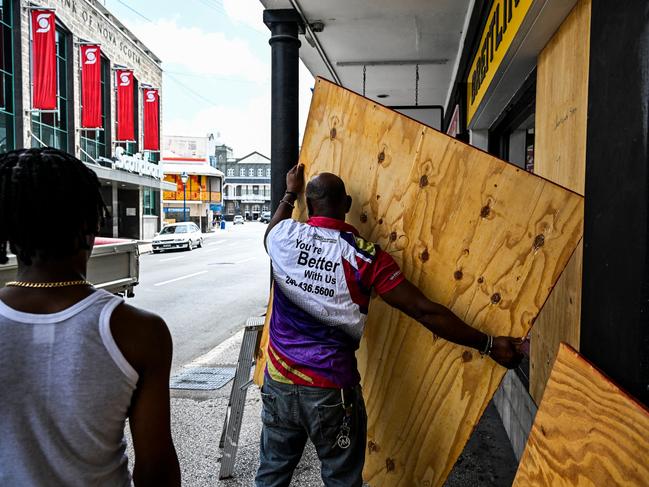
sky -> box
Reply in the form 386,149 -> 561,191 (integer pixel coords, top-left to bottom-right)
102,0 -> 314,158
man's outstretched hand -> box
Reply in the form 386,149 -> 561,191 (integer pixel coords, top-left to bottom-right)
490,337 -> 525,369
287,163 -> 305,195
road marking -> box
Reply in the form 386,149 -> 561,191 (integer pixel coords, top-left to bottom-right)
160,256 -> 185,262
154,271 -> 208,287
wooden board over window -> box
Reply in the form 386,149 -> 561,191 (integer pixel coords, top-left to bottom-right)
514,343 -> 649,486
256,78 -> 584,486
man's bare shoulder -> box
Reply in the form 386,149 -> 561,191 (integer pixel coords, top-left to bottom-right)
110,302 -> 172,373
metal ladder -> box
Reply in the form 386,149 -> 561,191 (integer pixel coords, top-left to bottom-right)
218,317 -> 265,479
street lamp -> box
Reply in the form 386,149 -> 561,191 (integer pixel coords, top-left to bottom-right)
181,171 -> 189,222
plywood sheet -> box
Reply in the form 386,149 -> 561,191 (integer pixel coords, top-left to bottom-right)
514,343 -> 649,486
531,0 -> 590,404
256,78 -> 584,486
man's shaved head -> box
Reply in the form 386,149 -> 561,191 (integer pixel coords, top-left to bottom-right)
305,172 -> 352,220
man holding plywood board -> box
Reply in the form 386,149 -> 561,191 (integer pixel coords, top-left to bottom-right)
255,78 -> 584,487
256,165 -> 524,486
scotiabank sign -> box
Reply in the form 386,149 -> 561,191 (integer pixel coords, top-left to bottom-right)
113,151 -> 162,179
466,0 -> 533,125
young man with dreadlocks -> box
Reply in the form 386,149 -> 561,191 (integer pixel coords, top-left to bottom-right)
0,148 -> 180,486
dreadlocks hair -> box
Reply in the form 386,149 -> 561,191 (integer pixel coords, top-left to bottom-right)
0,147 -> 110,265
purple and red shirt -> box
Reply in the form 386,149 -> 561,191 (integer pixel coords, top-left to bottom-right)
265,216 -> 405,388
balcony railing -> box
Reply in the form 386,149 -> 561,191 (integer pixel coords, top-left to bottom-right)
163,191 -> 222,202
224,193 -> 269,201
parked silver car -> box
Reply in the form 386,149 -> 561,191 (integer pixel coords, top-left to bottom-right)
152,222 -> 203,252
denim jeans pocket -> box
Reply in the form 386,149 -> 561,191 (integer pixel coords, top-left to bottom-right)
316,400 -> 344,442
260,387 -> 278,426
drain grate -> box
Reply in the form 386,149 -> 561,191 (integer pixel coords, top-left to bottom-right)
170,366 -> 236,390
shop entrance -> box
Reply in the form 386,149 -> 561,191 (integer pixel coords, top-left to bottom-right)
117,188 -> 140,239
489,70 -> 536,173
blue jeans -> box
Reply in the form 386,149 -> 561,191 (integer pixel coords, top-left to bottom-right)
255,376 -> 367,487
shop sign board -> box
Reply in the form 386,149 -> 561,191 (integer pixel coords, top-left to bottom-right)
113,150 -> 163,179
466,0 -> 533,125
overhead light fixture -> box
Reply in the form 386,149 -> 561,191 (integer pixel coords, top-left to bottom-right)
337,59 -> 448,67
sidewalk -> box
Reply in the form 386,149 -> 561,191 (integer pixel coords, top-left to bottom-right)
129,330 -> 518,486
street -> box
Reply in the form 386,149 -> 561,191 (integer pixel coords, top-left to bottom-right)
129,222 -> 270,372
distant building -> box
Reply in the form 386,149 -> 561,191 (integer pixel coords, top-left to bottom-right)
215,145 -> 270,221
162,135 -> 224,231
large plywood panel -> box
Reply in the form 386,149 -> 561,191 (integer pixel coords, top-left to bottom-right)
256,78 -> 583,486
514,343 -> 649,486
531,0 -> 590,404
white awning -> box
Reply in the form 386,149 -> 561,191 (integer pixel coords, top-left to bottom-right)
161,162 -> 224,178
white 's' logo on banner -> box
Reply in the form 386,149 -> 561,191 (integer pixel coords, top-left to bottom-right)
146,91 -> 156,102
119,73 -> 131,86
85,48 -> 98,65
36,13 -> 52,33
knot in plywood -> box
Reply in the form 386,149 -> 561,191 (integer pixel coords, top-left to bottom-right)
533,234 -> 546,250
420,249 -> 430,262
454,270 -> 463,280
330,127 -> 337,139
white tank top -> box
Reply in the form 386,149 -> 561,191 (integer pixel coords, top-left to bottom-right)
0,289 -> 137,486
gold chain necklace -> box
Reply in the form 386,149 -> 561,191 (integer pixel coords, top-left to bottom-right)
5,280 -> 92,288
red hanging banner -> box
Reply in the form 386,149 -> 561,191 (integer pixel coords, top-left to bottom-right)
116,69 -> 135,141
143,88 -> 160,151
31,9 -> 57,110
80,45 -> 102,128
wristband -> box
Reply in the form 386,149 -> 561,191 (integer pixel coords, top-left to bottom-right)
280,199 -> 295,209
285,191 -> 298,198
480,335 -> 493,357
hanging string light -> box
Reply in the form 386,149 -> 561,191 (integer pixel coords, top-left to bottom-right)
362,65 -> 367,97
415,63 -> 420,106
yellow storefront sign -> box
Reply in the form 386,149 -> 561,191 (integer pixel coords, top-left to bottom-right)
466,0 -> 533,125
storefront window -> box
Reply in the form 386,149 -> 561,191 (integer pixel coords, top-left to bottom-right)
80,57 -> 109,163
0,0 -> 15,154
31,27 -> 69,151
143,187 -> 159,216
146,151 -> 159,163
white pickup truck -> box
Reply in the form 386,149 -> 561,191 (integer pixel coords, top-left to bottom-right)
0,238 -> 139,296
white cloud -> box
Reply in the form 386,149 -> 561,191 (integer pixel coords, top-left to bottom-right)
164,92 -> 271,157
164,60 -> 313,159
222,0 -> 266,33
127,19 -> 268,81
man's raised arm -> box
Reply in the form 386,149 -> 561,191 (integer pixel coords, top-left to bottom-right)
264,163 -> 305,247
380,279 -> 524,369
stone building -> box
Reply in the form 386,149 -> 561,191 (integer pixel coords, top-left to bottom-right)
215,144 -> 271,221
2,0 -> 173,239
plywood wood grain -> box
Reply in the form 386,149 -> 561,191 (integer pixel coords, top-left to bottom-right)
255,78 -> 584,486
514,343 -> 649,486
531,0 -> 590,405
